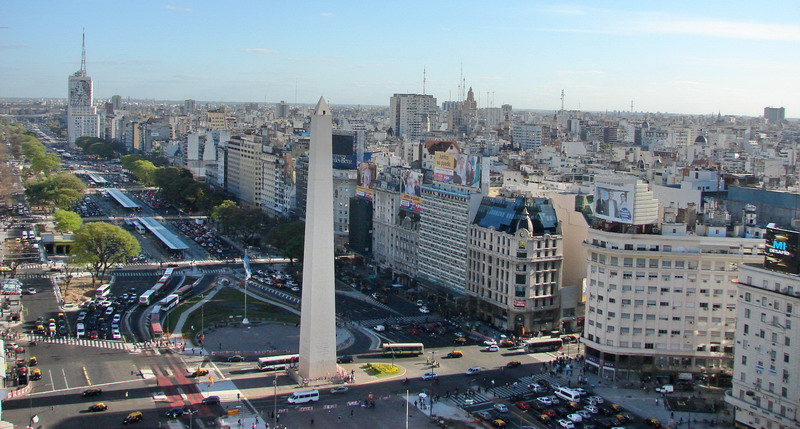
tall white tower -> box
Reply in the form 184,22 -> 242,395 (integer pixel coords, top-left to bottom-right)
297,97 -> 338,380
67,30 -> 100,146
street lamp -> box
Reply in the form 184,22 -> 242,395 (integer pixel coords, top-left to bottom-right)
429,351 -> 437,371
273,371 -> 278,427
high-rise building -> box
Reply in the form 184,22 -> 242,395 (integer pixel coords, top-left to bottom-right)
726,231 -> 800,429
389,93 -> 438,141
511,124 -> 547,151
184,99 -> 196,115
582,176 -> 762,382
467,196 -> 563,333
372,170 -> 420,280
67,32 -> 101,146
110,95 -> 122,111
225,133 -> 263,205
764,106 -> 786,124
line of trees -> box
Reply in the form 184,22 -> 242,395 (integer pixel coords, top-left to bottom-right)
74,136 -> 127,159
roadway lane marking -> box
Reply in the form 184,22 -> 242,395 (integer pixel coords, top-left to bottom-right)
48,369 -> 55,390
27,377 -> 143,397
61,368 -> 69,389
82,366 -> 92,386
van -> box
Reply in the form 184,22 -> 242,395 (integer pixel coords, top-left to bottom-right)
554,387 -> 582,402
287,389 -> 320,404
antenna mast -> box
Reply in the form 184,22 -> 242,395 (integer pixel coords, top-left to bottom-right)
560,89 -> 565,113
80,28 -> 87,74
423,67 -> 426,95
631,100 -> 634,113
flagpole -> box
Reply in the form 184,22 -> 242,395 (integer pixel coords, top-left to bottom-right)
242,250 -> 250,325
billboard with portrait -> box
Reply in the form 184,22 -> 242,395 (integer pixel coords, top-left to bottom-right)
400,170 -> 423,213
356,162 -> 376,200
433,152 -> 482,188
594,183 -> 634,224
765,227 -> 800,274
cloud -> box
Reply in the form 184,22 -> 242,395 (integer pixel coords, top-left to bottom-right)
241,48 -> 279,55
634,17 -> 800,41
287,57 -> 342,63
0,43 -> 27,49
320,12 -> 333,17
164,5 -> 192,12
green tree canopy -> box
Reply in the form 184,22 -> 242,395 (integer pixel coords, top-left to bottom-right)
53,209 -> 83,233
72,222 -> 141,284
267,221 -> 305,262
130,160 -> 157,184
121,154 -> 146,171
29,152 -> 61,174
24,172 -> 86,210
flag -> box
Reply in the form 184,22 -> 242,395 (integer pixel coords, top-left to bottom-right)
208,374 -> 214,385
243,250 -> 252,280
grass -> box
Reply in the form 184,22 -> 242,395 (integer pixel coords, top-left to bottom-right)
165,286 -> 299,340
362,363 -> 401,378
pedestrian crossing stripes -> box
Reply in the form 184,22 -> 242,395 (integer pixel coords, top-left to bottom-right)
111,268 -> 229,277
447,391 -> 492,407
490,374 -> 569,401
7,273 -> 45,279
27,334 -> 133,351
357,314 -> 444,327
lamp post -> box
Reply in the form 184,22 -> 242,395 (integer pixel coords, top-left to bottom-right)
429,351 -> 436,371
273,371 -> 278,427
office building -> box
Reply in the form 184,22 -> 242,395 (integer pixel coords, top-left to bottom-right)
389,93 -> 438,141
764,107 -> 786,124
67,32 -> 101,146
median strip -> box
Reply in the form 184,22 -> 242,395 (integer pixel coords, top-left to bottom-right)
82,366 -> 92,386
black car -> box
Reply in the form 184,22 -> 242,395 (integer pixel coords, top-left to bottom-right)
201,396 -> 220,405
82,388 -> 103,397
227,355 -> 245,362
337,355 -> 354,364
165,407 -> 184,419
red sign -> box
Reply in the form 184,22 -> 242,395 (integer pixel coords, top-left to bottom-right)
513,300 -> 526,308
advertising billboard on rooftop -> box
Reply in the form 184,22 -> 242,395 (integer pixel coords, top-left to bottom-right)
594,182 -> 635,224
433,152 -> 481,188
765,227 -> 800,274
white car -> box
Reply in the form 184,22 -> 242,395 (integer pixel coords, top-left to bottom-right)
112,314 -> 121,323
587,396 -> 604,405
112,331 -> 122,340
584,404 -> 599,414
416,300 -> 424,307
528,383 -> 547,393
420,372 -> 438,381
485,345 -> 500,352
465,366 -> 482,376
26,288 -> 37,295
557,419 -> 575,429
576,410 -> 592,419
419,306 -> 430,314
567,413 -> 582,423
373,325 -> 385,332
330,385 -> 349,394
493,403 -> 508,413
573,387 -> 587,396
483,339 -> 497,346
536,396 -> 553,405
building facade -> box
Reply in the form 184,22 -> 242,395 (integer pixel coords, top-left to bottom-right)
372,179 -> 420,280
389,93 -> 438,141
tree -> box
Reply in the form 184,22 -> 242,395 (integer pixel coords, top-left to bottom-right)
211,200 -> 239,232
24,172 -> 86,211
53,209 -> 83,232
266,221 -> 305,262
130,160 -> 157,184
121,154 -> 146,171
72,222 -> 140,285
29,152 -> 61,174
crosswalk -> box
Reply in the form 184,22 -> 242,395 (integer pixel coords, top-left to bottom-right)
357,314 -> 445,327
111,267 -> 230,277
447,390 -> 492,407
243,282 -> 299,305
27,334 -> 133,351
490,374 -> 567,401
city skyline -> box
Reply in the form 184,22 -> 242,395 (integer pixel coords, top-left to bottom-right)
1,1 -> 798,116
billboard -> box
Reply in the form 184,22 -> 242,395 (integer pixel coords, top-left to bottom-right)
764,227 -> 800,274
594,183 -> 634,224
356,162 -> 376,200
400,170 -> 423,213
332,131 -> 365,170
433,152 -> 482,188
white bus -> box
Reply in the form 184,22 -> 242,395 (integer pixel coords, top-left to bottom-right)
139,289 -> 156,306
381,342 -> 425,357
95,283 -> 112,297
159,294 -> 180,312
257,354 -> 299,371
554,386 -> 582,402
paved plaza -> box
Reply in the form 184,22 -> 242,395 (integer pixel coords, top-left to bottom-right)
202,322 -> 353,354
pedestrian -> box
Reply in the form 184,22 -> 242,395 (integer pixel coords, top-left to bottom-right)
337,416 -> 342,424
350,408 -> 354,417
655,398 -> 659,405
310,418 -> 314,426
276,414 -> 280,423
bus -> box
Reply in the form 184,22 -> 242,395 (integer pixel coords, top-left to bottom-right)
258,354 -> 300,371
174,283 -> 193,299
149,306 -> 163,337
524,337 -> 564,353
139,289 -> 156,306
381,343 -> 425,357
159,294 -> 180,312
95,283 -> 112,297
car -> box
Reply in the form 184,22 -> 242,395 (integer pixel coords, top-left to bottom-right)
112,331 -> 122,340
82,388 -> 103,397
416,300 -> 424,307
655,384 -> 674,393
104,307 -> 114,316
26,288 -> 36,295
336,355 -> 354,364
536,397 -> 553,406
330,385 -> 349,394
492,419 -> 507,428
573,387 -> 587,396
227,355 -> 245,362
585,405 -> 599,414
547,396 -> 561,405
112,314 -> 121,322
567,413 -> 583,423
646,417 -> 663,427
114,264 -> 124,269
88,331 -> 99,340
483,339 -> 498,346
557,419 -> 575,429
587,396 -> 604,405
447,351 -> 463,358
476,411 -> 493,421
514,401 -> 531,411
373,325 -> 385,332
528,383 -> 547,393
88,403 -> 108,412
191,368 -> 209,377
420,372 -> 438,380
537,413 -> 552,423
493,403 -> 509,413
506,360 -> 522,368
543,408 -> 558,418
577,409 -> 592,419
485,345 -> 500,352
30,368 -> 42,380
290,286 -> 301,292
454,337 -> 467,345
201,396 -> 220,405
122,411 -> 143,425
419,306 -> 430,314
165,407 -> 185,419
465,366 -> 482,375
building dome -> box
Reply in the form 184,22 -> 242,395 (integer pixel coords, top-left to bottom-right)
641,120 -> 650,129
694,135 -> 708,144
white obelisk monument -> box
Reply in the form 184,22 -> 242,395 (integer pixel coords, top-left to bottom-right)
297,97 -> 338,380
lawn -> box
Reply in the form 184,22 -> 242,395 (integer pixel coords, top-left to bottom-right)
166,286 -> 299,340
362,363 -> 401,378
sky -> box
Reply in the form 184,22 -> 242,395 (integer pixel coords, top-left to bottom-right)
0,1 -> 798,116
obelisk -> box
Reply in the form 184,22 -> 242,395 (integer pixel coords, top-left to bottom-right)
297,97 -> 338,380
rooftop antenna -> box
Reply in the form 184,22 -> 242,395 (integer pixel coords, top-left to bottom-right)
459,62 -> 463,101
560,89 -> 565,113
422,67 -> 426,95
631,100 -> 634,113
80,28 -> 87,75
